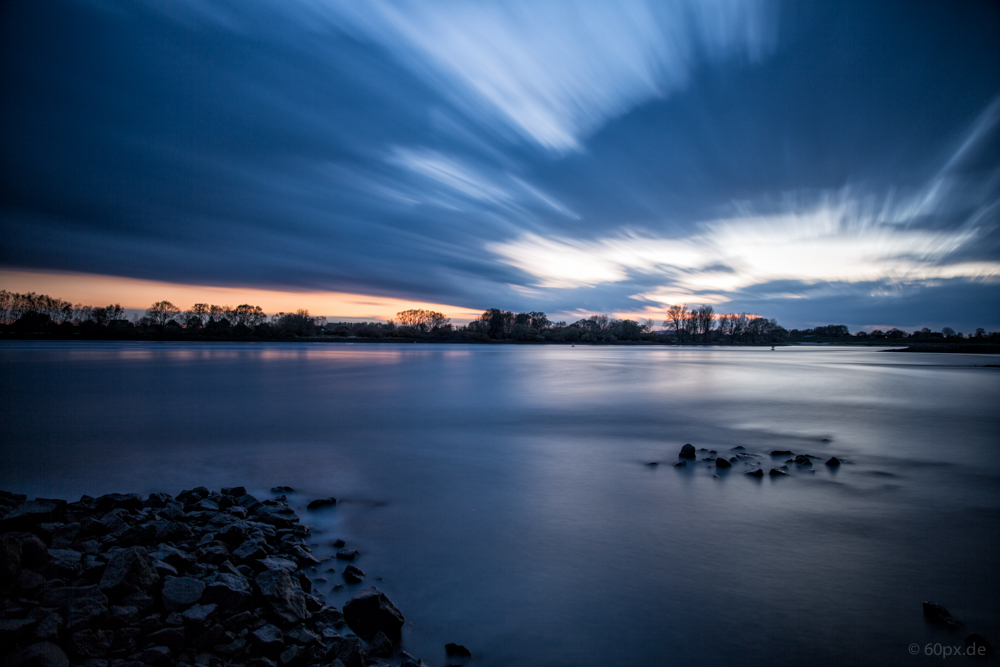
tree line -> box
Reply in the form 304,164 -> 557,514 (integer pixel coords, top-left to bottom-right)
1,289 -> 996,344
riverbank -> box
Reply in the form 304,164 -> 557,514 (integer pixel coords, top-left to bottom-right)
0,487 -> 431,667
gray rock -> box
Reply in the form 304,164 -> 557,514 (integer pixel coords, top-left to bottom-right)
255,506 -> 298,529
2,641 -> 70,667
250,624 -> 284,656
256,557 -> 298,574
335,549 -> 359,561
0,499 -> 67,531
255,570 -> 308,625
45,548 -> 83,579
445,642 -> 472,657
343,587 -> 405,641
826,456 -> 841,466
162,576 -> 206,611
182,603 -> 217,625
99,546 -> 158,600
678,444 -> 696,459
715,457 -> 732,469
201,572 -> 252,611
745,468 -> 764,477
306,498 -> 337,510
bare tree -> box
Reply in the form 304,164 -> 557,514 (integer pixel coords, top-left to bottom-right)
664,304 -> 688,343
696,304 -> 715,343
146,301 -> 180,326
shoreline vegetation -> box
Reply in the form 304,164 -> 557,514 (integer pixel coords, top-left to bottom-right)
1,290 -> 998,351
0,486 -> 435,667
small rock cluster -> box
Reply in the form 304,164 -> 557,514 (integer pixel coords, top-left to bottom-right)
0,487 -> 425,667
664,444 -> 844,477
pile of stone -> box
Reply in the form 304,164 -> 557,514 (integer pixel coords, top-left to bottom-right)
0,487 -> 421,667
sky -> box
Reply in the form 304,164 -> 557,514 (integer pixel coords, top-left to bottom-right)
1,0 -> 998,330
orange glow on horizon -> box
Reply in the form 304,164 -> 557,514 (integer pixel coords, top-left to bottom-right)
0,269 -> 485,322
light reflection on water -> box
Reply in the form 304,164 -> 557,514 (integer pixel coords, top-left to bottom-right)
1,342 -> 998,666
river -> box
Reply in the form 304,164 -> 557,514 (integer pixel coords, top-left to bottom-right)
1,342 -> 998,665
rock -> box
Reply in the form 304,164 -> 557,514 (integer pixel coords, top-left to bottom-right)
67,628 -> 113,657
141,646 -> 173,666
18,534 -> 48,571
332,539 -> 346,548
792,455 -> 813,465
181,603 -> 217,625
201,573 -> 253,612
2,641 -> 70,667
0,617 -> 39,647
1,533 -> 22,586
255,506 -> 298,529
644,461 -> 658,467
218,523 -> 249,546
255,570 -> 308,625
368,631 -> 394,658
731,446 -> 746,451
45,549 -> 83,579
222,486 -> 247,497
715,458 -> 732,469
162,576 -> 206,611
40,585 -> 109,631
94,493 -> 143,513
342,564 -> 365,583
825,457 -> 841,467
270,486 -> 295,494
327,635 -> 366,667
336,549 -> 359,561
256,557 -> 298,574
672,461 -> 686,467
445,643 -> 472,657
250,624 -> 285,656
745,469 -> 763,477
234,540 -> 268,562
923,601 -> 961,628
147,627 -> 186,653
0,499 -> 67,531
770,450 -> 793,456
306,498 -> 338,510
99,546 -> 158,600
32,612 -> 63,643
768,468 -> 788,476
49,523 -> 81,549
343,587 -> 405,642
678,444 -> 696,459
97,512 -> 128,535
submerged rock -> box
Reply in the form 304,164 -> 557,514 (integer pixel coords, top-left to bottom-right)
445,642 -> 472,657
715,458 -> 732,469
307,497 -> 338,510
826,457 -> 841,467
923,601 -> 961,628
768,468 -> 788,477
673,461 -> 687,468
679,444 -> 697,459
745,469 -> 763,478
770,450 -> 793,456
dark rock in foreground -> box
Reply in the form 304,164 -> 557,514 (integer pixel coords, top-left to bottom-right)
0,487 -> 418,667
715,458 -> 732,469
826,456 -> 841,466
770,450 -> 793,456
343,587 -> 405,641
768,468 -> 788,476
679,444 -> 697,459
745,469 -> 764,477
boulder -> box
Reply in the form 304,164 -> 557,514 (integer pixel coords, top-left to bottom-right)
255,506 -> 298,529
368,631 -> 394,657
271,486 -> 295,494
672,460 -> 686,467
0,499 -> 67,532
249,624 -> 284,656
182,602 -> 217,625
715,458 -> 732,469
336,549 -> 359,561
678,444 -> 696,459
343,587 -> 405,641
343,564 -> 365,583
255,570 -> 308,625
745,468 -> 763,477
0,533 -> 22,586
768,468 -> 788,476
99,546 -> 158,600
792,455 -> 813,465
162,576 -> 206,611
770,450 -> 793,456
222,486 -> 247,497
825,457 -> 841,467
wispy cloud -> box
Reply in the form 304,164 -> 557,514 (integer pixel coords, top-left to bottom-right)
324,0 -> 776,151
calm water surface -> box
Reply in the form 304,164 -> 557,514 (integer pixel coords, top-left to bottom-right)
1,342 -> 998,666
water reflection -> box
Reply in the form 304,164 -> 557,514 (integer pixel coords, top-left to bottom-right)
0,342 -> 997,666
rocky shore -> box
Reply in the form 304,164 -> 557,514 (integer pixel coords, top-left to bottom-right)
0,487 -> 432,667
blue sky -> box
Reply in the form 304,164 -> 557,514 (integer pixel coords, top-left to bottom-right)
1,0 -> 998,329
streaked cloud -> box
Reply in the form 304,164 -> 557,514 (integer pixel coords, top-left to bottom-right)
325,0 -> 776,150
